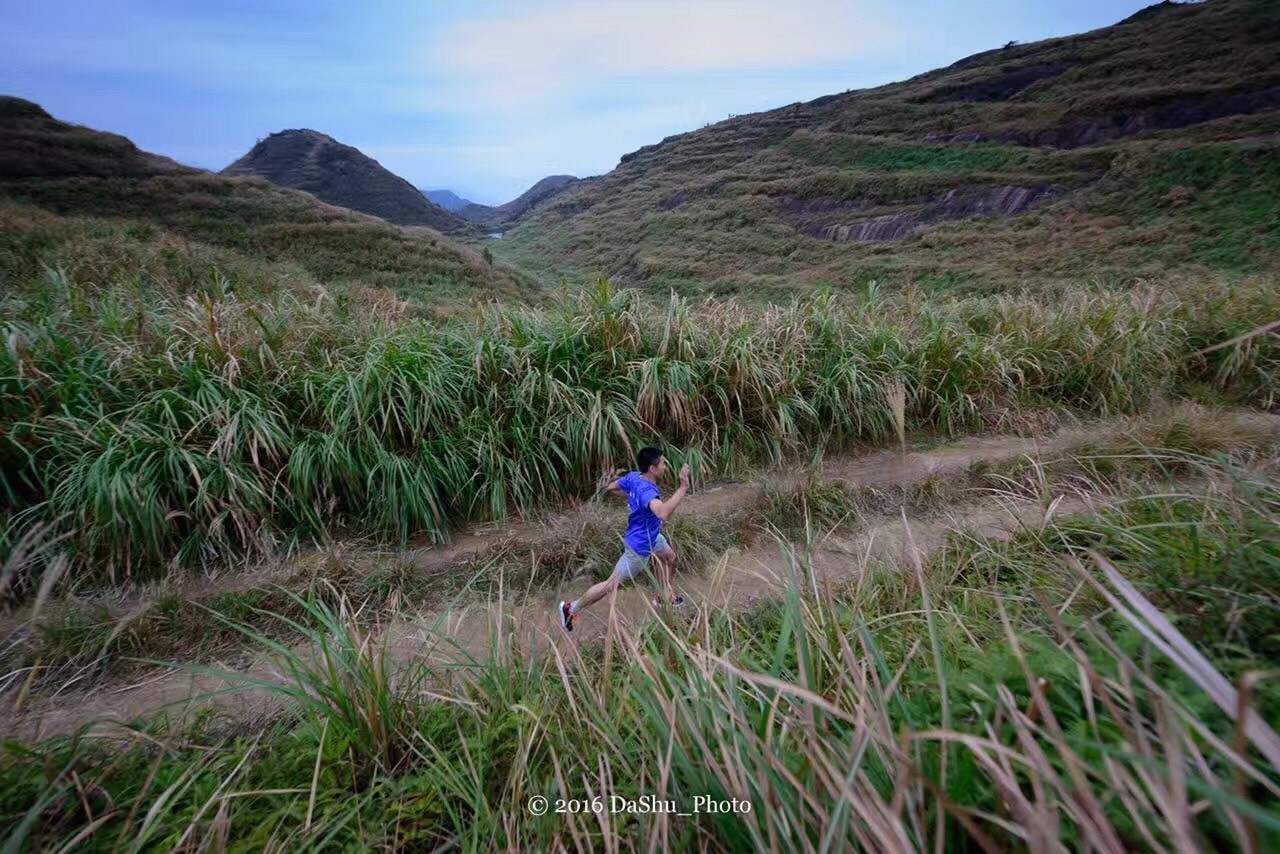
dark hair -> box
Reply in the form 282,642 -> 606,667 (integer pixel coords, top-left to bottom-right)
636,446 -> 664,473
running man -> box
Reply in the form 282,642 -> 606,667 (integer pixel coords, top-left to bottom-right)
558,446 -> 690,632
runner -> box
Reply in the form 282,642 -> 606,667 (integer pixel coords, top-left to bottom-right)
558,446 -> 690,632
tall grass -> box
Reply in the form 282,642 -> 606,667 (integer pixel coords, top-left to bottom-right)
193,583 -> 434,777
3,451 -> 1278,850
2,272 -> 1277,591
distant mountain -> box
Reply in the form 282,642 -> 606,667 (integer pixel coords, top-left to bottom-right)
421,188 -> 474,212
458,175 -> 581,230
222,130 -> 471,233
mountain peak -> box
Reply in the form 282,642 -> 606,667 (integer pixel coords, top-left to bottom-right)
421,188 -> 474,212
222,130 -> 469,232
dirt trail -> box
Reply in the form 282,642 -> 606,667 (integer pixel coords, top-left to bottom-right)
8,491 -> 1089,741
0,427 -> 1070,638
9,411 -> 1276,740
387,490 -> 1098,666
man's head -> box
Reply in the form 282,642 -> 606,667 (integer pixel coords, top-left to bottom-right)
636,446 -> 666,478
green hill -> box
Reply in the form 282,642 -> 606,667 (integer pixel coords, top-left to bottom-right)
498,0 -> 1280,295
0,98 -> 527,305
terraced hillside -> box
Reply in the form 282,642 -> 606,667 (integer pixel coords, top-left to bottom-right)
499,0 -> 1280,295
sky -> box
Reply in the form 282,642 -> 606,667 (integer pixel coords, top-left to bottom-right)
1,0 -> 1157,205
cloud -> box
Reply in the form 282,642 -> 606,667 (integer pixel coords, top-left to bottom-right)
440,0 -> 891,74
0,2 -> 381,101
424,0 -> 898,112
373,1 -> 911,200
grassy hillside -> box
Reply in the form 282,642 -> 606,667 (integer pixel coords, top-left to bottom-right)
0,98 -> 528,307
499,0 -> 1280,295
3,6 -> 1280,843
10,86 -> 1274,592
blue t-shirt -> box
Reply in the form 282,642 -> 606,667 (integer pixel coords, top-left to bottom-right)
618,471 -> 662,556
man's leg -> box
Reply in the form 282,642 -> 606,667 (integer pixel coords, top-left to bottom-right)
559,550 -> 641,630
651,539 -> 680,604
574,574 -> 621,612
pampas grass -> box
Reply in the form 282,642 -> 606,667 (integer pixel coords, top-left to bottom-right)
884,375 -> 907,455
1,275 -> 1276,590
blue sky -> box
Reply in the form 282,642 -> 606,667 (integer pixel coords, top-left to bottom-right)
2,0 -> 1154,205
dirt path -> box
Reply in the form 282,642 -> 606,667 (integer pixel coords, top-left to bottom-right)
8,490 -> 1094,740
8,410 -> 1277,740
387,490 -> 1099,664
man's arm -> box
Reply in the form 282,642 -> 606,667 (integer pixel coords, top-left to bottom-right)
648,464 -> 691,521
600,468 -> 628,499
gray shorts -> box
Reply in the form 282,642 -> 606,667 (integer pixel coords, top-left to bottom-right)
612,534 -> 670,582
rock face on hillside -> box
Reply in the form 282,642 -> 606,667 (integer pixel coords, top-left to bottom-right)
458,175 -> 581,229
223,130 -> 470,232
1006,83 -> 1280,148
784,185 -> 1060,242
